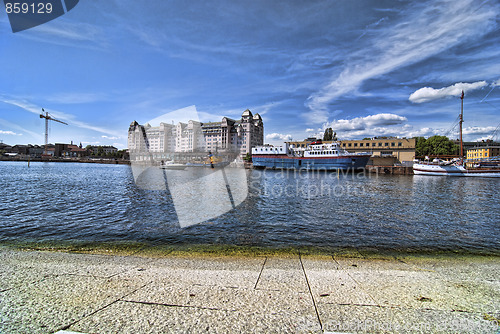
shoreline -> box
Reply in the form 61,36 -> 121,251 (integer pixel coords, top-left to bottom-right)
2,240 -> 499,260
0,157 -> 130,165
1,158 -> 415,174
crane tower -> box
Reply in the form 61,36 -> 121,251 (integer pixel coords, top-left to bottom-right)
40,108 -> 68,155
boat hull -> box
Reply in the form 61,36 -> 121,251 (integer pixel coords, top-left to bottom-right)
160,163 -> 186,170
252,154 -> 371,171
413,163 -> 500,177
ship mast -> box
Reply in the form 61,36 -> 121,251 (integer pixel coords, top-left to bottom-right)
459,90 -> 464,162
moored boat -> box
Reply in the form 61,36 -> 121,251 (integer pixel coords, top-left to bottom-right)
413,91 -> 500,178
413,159 -> 500,177
251,140 -> 371,170
160,160 -> 186,170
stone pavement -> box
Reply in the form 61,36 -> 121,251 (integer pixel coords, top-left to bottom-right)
0,247 -> 499,333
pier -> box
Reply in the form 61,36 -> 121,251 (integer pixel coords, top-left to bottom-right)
367,165 -> 414,175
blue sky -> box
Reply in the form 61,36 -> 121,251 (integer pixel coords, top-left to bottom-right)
1,0 -> 499,149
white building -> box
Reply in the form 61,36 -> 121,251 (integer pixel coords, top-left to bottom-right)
128,109 -> 264,158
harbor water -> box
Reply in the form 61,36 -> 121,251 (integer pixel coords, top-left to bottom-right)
1,161 -> 499,254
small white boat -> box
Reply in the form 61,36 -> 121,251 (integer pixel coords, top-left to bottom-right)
160,161 -> 186,170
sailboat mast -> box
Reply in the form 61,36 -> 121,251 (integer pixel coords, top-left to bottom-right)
459,90 -> 464,159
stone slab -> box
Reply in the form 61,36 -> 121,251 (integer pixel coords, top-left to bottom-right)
69,300 -> 321,334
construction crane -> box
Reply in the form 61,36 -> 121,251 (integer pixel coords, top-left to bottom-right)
39,108 -> 68,155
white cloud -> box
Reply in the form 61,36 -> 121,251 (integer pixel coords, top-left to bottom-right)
492,79 -> 500,87
0,130 -> 22,136
409,81 -> 488,103
462,126 -> 496,135
266,133 -> 293,141
102,135 -> 120,140
323,114 -> 407,132
305,128 -> 316,132
306,0 -> 498,119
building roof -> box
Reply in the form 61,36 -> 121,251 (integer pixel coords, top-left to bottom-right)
468,146 -> 500,150
242,109 -> 253,117
67,145 -> 87,152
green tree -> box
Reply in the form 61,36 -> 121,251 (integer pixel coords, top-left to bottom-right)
323,128 -> 334,141
415,137 -> 428,156
415,136 -> 458,156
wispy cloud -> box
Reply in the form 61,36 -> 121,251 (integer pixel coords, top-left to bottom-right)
2,98 -> 122,137
18,20 -> 106,49
306,0 -> 499,123
0,118 -> 42,140
356,17 -> 388,40
45,92 -> 107,104
409,81 -> 488,103
0,130 -> 22,136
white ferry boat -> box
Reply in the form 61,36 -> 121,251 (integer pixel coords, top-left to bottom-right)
252,140 -> 371,170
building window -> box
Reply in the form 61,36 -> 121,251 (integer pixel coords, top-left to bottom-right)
354,143 -> 358,147
378,143 -> 382,147
398,142 -> 402,147
391,142 -> 395,146
348,143 -> 352,147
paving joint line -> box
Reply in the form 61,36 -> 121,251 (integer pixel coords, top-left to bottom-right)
1,274 -> 60,293
254,256 -> 267,289
299,253 -> 323,331
121,299 -> 228,312
57,282 -> 151,332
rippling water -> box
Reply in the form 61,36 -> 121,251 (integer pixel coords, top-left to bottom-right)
1,161 -> 499,253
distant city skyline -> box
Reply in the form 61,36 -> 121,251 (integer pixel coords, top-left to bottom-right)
1,0 -> 499,149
